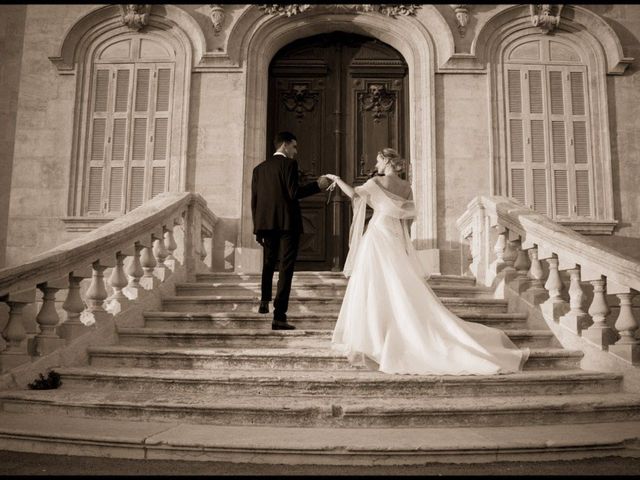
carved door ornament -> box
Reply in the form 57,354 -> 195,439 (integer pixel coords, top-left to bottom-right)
120,5 -> 151,31
209,4 -> 225,35
282,84 -> 319,120
359,84 -> 395,123
530,4 -> 564,34
450,4 -> 470,37
259,4 -> 420,18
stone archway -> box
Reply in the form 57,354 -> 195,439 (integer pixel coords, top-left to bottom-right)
235,8 -> 441,274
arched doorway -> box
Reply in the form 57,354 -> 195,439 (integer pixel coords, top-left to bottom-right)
267,31 -> 409,270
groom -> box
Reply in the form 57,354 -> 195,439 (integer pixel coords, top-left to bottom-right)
251,131 -> 331,330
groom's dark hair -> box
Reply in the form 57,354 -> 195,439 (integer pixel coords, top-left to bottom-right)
274,131 -> 297,149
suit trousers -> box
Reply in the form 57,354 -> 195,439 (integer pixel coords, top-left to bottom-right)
259,230 -> 300,321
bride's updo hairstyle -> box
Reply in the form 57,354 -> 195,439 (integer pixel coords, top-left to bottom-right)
378,148 -> 405,174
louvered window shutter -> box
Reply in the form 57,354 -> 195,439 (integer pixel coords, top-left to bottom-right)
505,62 -> 593,221
567,68 -> 592,218
85,68 -> 111,214
150,65 -> 173,198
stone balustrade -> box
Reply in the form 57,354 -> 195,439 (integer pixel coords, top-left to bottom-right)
0,192 -> 218,373
457,195 -> 640,366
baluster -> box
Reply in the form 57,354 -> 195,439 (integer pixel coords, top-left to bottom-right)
164,226 -> 178,267
503,237 -> 518,274
34,281 -> 66,356
152,234 -> 171,281
125,243 -> 144,299
106,253 -> 132,315
583,278 -> 617,349
84,262 -> 111,324
559,268 -> 589,334
513,239 -> 530,278
609,291 -> 640,364
540,255 -> 568,321
0,295 -> 33,372
490,229 -> 506,276
527,247 -> 545,290
544,255 -> 564,303
59,273 -> 87,341
462,234 -> 474,277
140,244 -> 159,290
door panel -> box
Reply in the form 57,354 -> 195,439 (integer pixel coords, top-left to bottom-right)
267,33 -> 408,270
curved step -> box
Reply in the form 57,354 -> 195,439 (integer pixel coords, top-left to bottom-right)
116,327 -> 556,349
54,366 -> 623,397
86,346 -> 582,371
1,412 -> 638,464
3,390 -> 640,428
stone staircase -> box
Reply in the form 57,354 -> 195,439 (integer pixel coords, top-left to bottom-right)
1,271 -> 640,464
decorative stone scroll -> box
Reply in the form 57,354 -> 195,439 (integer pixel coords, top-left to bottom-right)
120,5 -> 151,31
209,4 -> 225,35
530,4 -> 564,34
258,4 -> 421,18
359,84 -> 395,123
451,4 -> 470,37
282,84 -> 319,120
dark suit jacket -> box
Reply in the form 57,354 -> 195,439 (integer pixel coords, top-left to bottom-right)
251,154 -> 321,234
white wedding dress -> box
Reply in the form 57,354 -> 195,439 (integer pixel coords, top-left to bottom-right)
331,177 -> 529,375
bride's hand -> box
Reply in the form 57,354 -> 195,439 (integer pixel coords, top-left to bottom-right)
324,174 -> 340,182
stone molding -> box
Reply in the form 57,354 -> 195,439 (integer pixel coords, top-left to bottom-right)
482,5 -> 621,225
49,4 -> 206,73
235,8 -> 440,273
120,4 -> 151,31
258,4 -> 421,18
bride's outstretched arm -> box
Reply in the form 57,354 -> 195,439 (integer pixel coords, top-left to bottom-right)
324,174 -> 355,198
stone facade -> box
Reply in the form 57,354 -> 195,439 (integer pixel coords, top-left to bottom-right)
1,4 -> 638,274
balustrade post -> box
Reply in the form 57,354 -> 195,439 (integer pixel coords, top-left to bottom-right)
106,253 -> 133,315
503,237 -> 518,275
559,268 -> 589,334
33,281 -> 66,356
0,292 -> 34,371
488,228 -> 507,279
152,234 -> 171,281
583,278 -> 617,349
84,262 -> 112,324
124,242 -> 144,299
609,291 -> 640,364
461,233 -> 474,278
164,226 -> 178,270
512,238 -> 531,294
140,244 -> 160,290
540,255 -> 569,321
59,273 -> 88,342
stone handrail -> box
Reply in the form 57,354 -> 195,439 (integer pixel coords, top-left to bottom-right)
0,191 -> 218,373
457,195 -> 639,365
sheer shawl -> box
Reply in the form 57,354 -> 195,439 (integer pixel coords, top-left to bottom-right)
343,177 -> 427,279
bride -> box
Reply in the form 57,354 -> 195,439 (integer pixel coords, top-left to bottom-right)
324,148 -> 529,375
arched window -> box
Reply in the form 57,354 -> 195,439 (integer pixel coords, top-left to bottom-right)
84,34 -> 176,215
504,37 -> 593,220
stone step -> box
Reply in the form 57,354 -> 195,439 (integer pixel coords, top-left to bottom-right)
161,296 -> 511,314
195,272 -> 477,288
0,412 -> 639,464
175,282 -> 492,299
2,390 -> 639,428
87,346 -> 582,371
54,366 -> 622,398
116,327 -> 557,349
143,311 -> 529,330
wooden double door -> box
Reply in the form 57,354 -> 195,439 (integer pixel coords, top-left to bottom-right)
267,32 -> 409,270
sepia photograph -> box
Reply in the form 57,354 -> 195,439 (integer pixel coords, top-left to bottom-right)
0,2 -> 639,475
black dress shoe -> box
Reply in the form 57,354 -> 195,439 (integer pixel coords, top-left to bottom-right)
272,321 -> 295,330
258,301 -> 269,314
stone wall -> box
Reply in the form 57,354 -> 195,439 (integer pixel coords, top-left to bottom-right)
5,5 -> 94,267
2,4 -> 639,273
587,5 -> 640,262
0,6 -> 27,268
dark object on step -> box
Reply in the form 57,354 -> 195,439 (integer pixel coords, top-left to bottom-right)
28,370 -> 62,390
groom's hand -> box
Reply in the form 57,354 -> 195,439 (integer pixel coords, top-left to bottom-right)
255,233 -> 265,247
317,176 -> 331,190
